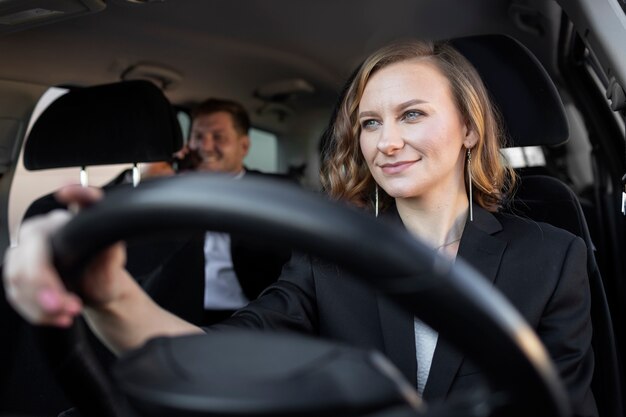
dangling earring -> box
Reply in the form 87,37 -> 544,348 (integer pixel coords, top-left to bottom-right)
375,184 -> 379,218
467,148 -> 473,222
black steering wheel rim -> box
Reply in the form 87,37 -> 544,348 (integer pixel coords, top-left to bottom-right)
44,173 -> 570,417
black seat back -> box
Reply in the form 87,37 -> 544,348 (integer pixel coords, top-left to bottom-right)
512,175 -> 623,417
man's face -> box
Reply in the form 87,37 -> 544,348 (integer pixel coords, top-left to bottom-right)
188,111 -> 250,174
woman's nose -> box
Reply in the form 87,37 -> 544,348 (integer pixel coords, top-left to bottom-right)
376,124 -> 404,155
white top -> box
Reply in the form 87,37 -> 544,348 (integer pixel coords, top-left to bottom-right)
414,317 -> 439,395
412,242 -> 458,393
203,231 -> 250,309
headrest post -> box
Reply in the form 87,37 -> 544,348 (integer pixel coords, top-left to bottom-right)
79,167 -> 89,187
132,163 -> 141,187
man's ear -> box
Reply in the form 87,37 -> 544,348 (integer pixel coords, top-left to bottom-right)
240,134 -> 251,156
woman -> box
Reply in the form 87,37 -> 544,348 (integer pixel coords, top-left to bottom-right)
3,40 -> 595,415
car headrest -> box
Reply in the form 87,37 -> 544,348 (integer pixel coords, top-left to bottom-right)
23,80 -> 183,170
450,34 -> 568,147
320,34 -> 568,152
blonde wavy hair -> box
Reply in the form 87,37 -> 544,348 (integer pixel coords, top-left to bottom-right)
320,39 -> 516,212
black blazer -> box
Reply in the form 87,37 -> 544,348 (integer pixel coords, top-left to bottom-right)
213,204 -> 597,417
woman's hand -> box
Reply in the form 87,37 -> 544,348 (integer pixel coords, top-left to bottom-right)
2,185 -> 127,327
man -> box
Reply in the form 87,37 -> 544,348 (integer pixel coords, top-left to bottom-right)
181,99 -> 251,174
141,98 -> 292,325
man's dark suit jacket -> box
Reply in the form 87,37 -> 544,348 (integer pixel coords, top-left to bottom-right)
141,231 -> 291,325
138,169 -> 294,325
212,204 -> 597,417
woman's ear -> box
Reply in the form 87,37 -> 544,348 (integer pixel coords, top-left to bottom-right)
464,124 -> 478,149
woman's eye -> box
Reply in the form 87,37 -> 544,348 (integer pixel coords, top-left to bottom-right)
402,110 -> 422,121
361,119 -> 380,129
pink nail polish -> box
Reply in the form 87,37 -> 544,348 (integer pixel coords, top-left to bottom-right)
38,289 -> 60,311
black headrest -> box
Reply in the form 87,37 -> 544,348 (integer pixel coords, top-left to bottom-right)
450,35 -> 568,147
24,80 -> 183,170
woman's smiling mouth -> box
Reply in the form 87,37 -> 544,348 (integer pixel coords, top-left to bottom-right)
379,160 -> 418,175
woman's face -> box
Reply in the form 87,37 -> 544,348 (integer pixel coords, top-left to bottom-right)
358,59 -> 474,202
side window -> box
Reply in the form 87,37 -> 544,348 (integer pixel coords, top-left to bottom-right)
501,146 -> 546,168
245,128 -> 279,173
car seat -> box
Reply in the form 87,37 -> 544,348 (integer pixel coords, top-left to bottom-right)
0,79 -> 183,416
512,175 -> 623,417
453,35 -> 623,417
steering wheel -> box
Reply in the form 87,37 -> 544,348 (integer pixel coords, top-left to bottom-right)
40,173 -> 570,417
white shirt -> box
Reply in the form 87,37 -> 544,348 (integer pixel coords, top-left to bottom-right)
203,231 -> 249,309
202,170 -> 249,310
414,318 -> 438,395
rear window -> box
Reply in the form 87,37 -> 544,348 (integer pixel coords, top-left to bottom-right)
246,128 -> 279,173
501,146 -> 546,168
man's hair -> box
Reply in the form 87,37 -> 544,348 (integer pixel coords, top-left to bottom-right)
192,98 -> 251,135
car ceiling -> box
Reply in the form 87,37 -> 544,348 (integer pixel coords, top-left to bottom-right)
0,0 -> 563,132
